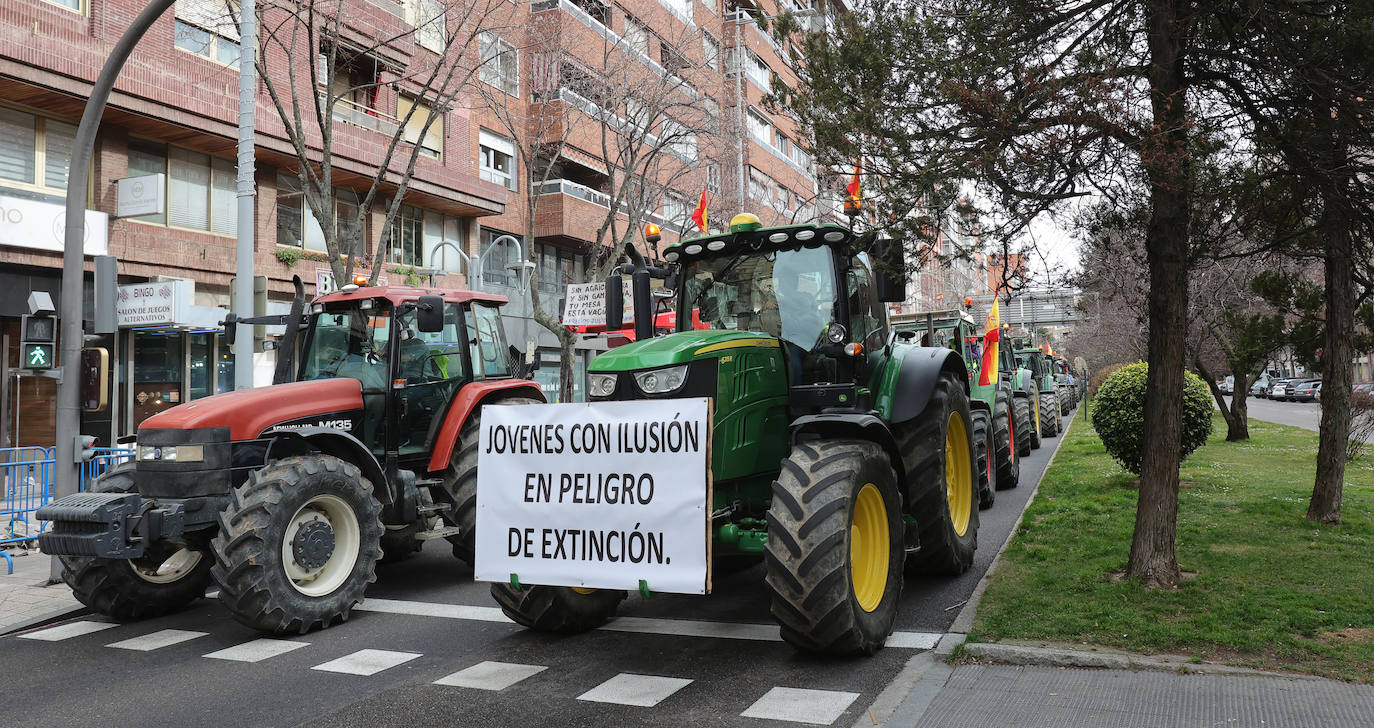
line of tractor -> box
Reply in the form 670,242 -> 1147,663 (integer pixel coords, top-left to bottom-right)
36,213 -> 1083,656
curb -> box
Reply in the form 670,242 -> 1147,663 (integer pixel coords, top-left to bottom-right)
960,642 -> 1325,681
1,603 -> 91,637
858,407 -> 1080,727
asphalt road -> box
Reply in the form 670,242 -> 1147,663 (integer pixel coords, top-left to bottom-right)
1221,395 -> 1374,442
0,408 -> 1075,728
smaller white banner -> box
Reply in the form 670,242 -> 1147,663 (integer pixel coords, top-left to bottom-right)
0,192 -> 107,255
560,281 -> 606,327
116,280 -> 192,327
475,398 -> 711,594
116,174 -> 166,218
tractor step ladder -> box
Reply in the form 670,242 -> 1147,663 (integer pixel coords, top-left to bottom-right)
415,478 -> 445,488
415,525 -> 462,541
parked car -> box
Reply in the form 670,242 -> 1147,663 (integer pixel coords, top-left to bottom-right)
1251,376 -> 1273,398
1292,380 -> 1322,402
1268,378 -> 1297,401
1218,376 -> 1234,394
1355,383 -> 1374,394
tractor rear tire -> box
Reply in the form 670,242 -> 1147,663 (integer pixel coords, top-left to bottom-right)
1059,389 -> 1072,415
58,464 -> 213,622
1012,394 -> 1033,457
212,455 -> 383,634
900,372 -> 979,576
994,388 -> 1020,490
973,410 -> 995,510
765,439 -> 903,655
491,584 -> 627,633
442,396 -> 542,565
1038,390 -> 1060,438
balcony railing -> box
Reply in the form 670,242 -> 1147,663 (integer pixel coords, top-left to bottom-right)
531,0 -> 696,99
536,178 -> 683,234
324,95 -> 401,136
543,87 -> 694,164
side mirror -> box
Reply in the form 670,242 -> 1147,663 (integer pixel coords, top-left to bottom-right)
605,275 -> 624,330
873,238 -> 906,302
663,270 -> 679,294
221,312 -> 238,346
416,295 -> 445,333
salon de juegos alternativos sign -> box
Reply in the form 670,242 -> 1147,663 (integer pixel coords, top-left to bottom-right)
475,398 -> 711,594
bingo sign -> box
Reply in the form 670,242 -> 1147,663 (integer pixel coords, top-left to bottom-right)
116,280 -> 190,327
475,398 -> 712,594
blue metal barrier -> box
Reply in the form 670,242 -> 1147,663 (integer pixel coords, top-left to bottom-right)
0,446 -> 134,574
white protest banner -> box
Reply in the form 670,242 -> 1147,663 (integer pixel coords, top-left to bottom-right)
475,397 -> 711,594
560,281 -> 606,327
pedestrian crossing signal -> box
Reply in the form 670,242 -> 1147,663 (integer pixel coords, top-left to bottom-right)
24,343 -> 55,370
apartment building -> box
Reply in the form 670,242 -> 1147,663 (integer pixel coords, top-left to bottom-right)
0,0 -> 835,446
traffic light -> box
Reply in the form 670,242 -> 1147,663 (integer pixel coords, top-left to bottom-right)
21,313 -> 57,370
76,435 -> 97,463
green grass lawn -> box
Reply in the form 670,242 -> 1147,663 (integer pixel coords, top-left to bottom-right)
972,410 -> 1374,681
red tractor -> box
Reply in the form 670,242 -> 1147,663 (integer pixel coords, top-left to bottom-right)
39,282 -> 542,633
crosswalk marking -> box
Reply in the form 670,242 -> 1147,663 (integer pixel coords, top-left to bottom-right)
356,596 -> 943,648
18,620 -> 115,641
312,649 -> 421,676
204,638 -> 311,663
577,673 -> 693,708
107,629 -> 207,651
741,687 -> 861,725
434,661 -> 547,691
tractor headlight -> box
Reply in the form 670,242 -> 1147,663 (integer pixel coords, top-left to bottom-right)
633,365 -> 689,394
137,444 -> 205,462
588,373 -> 618,397
825,323 -> 848,344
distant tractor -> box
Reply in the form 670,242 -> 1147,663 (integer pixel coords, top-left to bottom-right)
40,284 -> 542,633
493,214 -> 983,656
1014,347 -> 1061,438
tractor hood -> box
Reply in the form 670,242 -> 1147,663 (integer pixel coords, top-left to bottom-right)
590,329 -> 779,371
139,379 -> 365,442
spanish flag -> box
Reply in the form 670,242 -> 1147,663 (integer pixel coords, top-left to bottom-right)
691,189 -> 708,233
846,165 -> 861,203
979,299 -> 1000,386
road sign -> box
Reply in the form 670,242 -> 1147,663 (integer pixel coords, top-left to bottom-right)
24,342 -> 55,369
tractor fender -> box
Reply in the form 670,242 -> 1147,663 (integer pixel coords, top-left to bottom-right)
887,346 -> 971,426
427,380 -> 546,473
789,413 -> 907,496
265,428 -> 390,504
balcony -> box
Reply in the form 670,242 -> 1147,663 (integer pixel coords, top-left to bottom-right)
323,95 -> 401,136
530,0 -> 697,99
535,179 -> 683,241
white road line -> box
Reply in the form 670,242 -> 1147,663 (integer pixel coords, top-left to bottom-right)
434,661 -> 548,691
741,686 -> 861,725
311,649 -> 421,676
577,673 -> 693,707
107,629 -> 208,651
18,620 -> 116,642
356,596 -> 943,648
204,638 -> 311,663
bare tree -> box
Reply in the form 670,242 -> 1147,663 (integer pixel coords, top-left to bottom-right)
252,0 -> 520,284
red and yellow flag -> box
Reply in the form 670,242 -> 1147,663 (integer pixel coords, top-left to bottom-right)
691,189 -> 708,233
846,165 -> 861,203
979,299 -> 1001,386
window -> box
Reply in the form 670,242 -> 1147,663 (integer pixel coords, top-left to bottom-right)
386,204 -> 425,266
661,118 -> 697,162
398,96 -> 443,158
661,41 -> 690,77
275,172 -> 363,255
702,33 -> 720,70
174,0 -> 241,64
623,15 -> 651,57
748,167 -> 773,204
42,0 -> 83,12
659,0 -> 693,23
0,106 -> 76,197
663,193 -> 689,228
479,32 -> 519,97
705,163 -> 721,194
740,49 -> 770,88
127,140 -> 236,235
534,242 -> 584,296
405,0 -> 445,53
791,144 -> 810,170
776,133 -> 791,157
324,54 -> 384,127
746,108 -> 771,145
571,0 -> 610,25
479,130 -> 517,190
480,229 -> 523,288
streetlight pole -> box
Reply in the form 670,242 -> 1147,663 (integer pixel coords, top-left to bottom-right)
233,0 -> 257,391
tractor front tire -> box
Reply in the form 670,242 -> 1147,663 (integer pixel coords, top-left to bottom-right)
900,372 -> 979,576
1059,389 -> 1072,415
1038,390 -> 1060,438
59,465 -> 213,622
442,396 -> 542,565
1012,394 -> 1033,457
765,439 -> 903,655
491,584 -> 627,633
994,388 -> 1020,490
973,411 -> 995,510
212,455 -> 383,634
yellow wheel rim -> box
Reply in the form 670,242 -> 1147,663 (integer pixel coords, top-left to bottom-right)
1032,396 -> 1042,437
571,587 -> 597,595
945,413 -> 973,537
849,483 -> 889,613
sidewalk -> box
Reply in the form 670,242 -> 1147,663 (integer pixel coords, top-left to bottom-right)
0,549 -> 83,634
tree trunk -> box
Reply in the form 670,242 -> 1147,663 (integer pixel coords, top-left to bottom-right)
1126,0 -> 1191,589
1227,373 -> 1250,441
1195,359 -> 1242,439
1309,135 -> 1354,524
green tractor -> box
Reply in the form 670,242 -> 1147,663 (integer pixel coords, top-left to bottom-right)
492,213 -> 982,655
1014,347 -> 1061,438
1002,343 -> 1040,456
889,310 -> 1022,509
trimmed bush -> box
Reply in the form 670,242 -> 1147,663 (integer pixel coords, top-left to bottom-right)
1091,362 -> 1213,474
1089,363 -> 1129,398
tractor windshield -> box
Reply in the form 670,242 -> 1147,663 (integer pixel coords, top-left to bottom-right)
679,246 -> 837,350
299,301 -> 392,389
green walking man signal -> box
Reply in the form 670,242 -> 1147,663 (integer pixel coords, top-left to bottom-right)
25,343 -> 55,368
